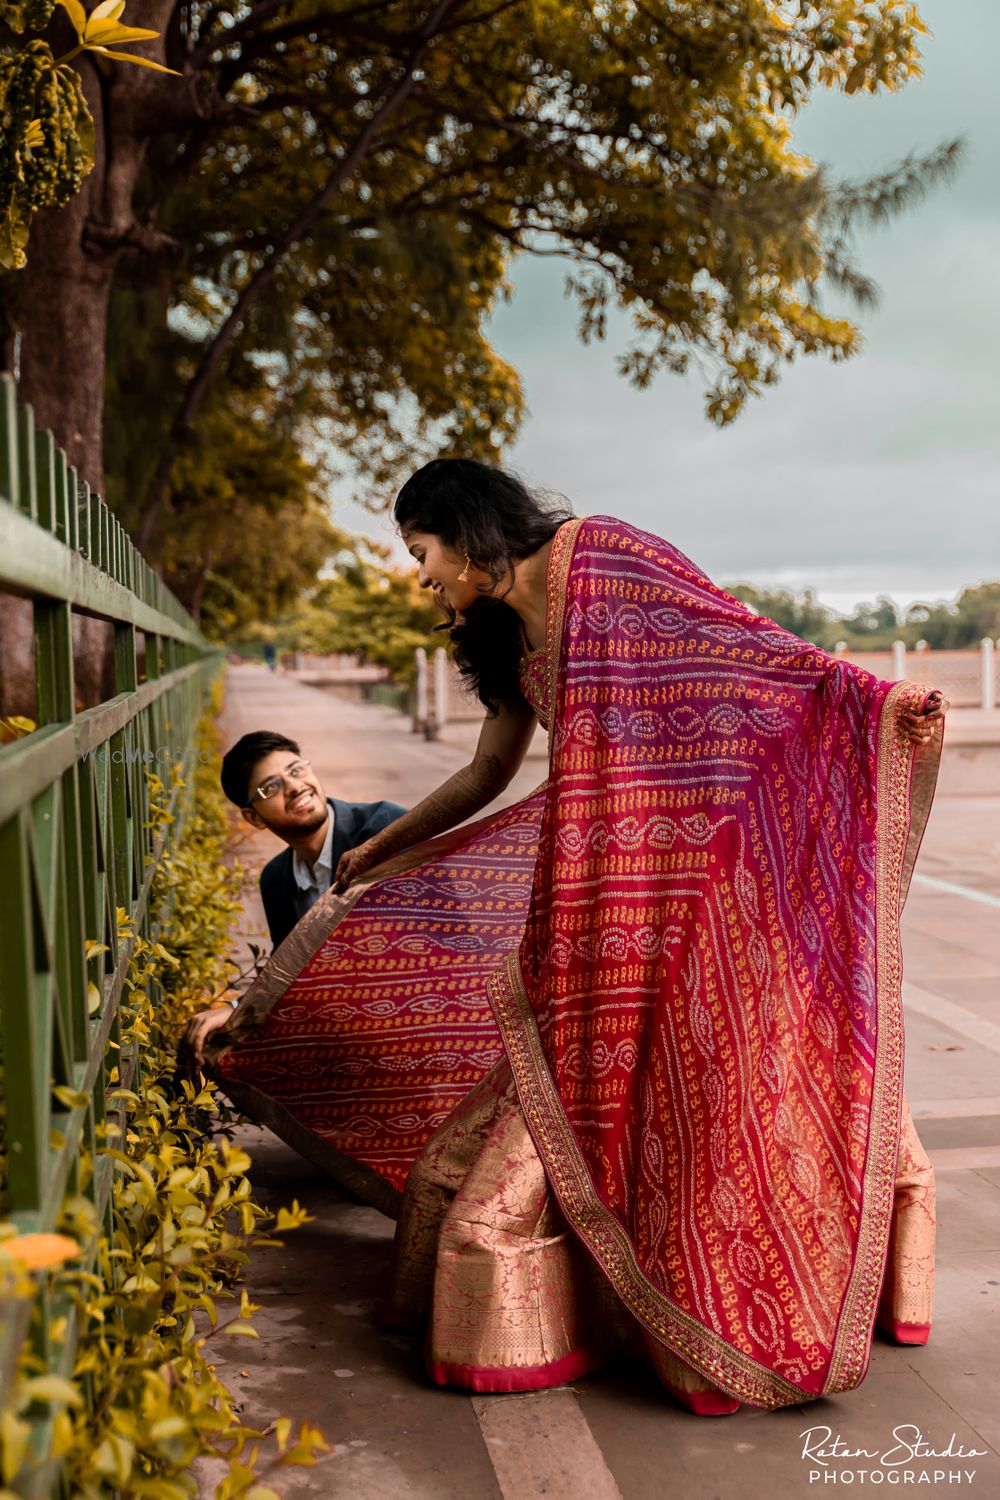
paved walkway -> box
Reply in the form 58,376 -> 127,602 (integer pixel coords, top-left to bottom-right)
199,665 -> 1000,1499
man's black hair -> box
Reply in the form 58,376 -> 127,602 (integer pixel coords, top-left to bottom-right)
220,731 -> 301,808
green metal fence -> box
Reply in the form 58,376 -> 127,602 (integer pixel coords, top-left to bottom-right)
0,374 -> 221,1483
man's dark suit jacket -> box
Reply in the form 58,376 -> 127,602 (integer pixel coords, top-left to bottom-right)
259,795 -> 406,948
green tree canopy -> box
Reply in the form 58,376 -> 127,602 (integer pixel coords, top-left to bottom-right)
726,582 -> 841,648
902,581 -> 1000,649
5,2 -> 957,512
120,355 -> 345,633
262,537 -> 443,683
729,578 -> 1000,652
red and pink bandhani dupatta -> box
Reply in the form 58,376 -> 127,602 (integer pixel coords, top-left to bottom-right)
209,514 -> 941,1409
487,517 -> 941,1408
211,790 -> 544,1217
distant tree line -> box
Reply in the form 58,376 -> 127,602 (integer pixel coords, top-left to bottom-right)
727,580 -> 1000,653
227,556 -> 999,685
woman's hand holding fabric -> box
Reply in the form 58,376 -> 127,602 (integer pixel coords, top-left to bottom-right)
331,696 -> 536,895
334,835 -> 385,893
898,690 -> 949,746
332,749 -> 510,894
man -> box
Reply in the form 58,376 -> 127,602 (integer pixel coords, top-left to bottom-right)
182,731 -> 406,1067
220,730 -> 406,948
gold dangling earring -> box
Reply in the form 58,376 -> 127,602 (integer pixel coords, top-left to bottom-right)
457,553 -> 472,582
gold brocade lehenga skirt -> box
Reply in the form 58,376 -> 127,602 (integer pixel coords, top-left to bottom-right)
385,1059 -> 936,1409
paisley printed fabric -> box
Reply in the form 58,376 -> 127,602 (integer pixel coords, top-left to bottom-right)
213,791 -> 545,1215
486,517 -> 942,1406
209,515 -> 942,1406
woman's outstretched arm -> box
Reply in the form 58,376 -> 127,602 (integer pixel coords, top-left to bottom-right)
332,693 -> 538,891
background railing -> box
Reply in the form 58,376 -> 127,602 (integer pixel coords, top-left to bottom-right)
0,375 -> 222,1470
408,638 -> 1000,739
842,642 -> 998,710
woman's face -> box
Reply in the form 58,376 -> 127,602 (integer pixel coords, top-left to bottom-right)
401,528 -> 488,614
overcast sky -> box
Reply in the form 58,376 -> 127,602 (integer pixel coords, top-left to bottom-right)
338,0 -> 997,617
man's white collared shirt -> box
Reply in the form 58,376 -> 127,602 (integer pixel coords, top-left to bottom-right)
290,806 -> 335,918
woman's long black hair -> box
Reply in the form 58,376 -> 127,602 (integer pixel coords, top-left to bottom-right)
393,458 -> 575,715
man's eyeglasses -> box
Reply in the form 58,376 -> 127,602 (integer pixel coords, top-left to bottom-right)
248,759 -> 312,805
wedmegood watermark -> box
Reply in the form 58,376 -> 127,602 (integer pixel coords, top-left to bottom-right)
801,1425 -> 986,1486
80,747 -> 212,765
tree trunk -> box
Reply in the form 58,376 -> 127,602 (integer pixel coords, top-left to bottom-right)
20,54 -> 124,491
17,0 -> 181,490
12,51 -> 155,715
20,195 -> 117,491
187,548 -> 217,625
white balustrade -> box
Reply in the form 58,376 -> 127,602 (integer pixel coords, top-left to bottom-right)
430,648 -> 449,740
414,647 -> 428,733
891,640 -> 906,681
981,637 -> 995,712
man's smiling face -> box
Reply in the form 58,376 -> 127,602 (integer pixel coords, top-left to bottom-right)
241,750 -> 327,837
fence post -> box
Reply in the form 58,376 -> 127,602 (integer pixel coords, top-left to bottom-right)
982,637 -> 996,712
891,640 -> 906,681
413,647 -> 427,733
428,648 -> 449,741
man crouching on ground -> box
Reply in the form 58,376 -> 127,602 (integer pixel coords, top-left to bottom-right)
182,730 -> 405,1065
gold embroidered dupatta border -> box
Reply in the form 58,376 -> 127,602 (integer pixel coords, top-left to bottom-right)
487,517 -> 945,1409
824,678 -> 942,1395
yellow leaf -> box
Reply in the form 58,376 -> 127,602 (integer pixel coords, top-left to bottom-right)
274,1199 -> 316,1232
148,1417 -> 187,1441
85,22 -> 161,44
85,940 -> 109,958
51,1407 -> 75,1457
222,1322 -> 259,1338
20,1374 -> 84,1408
0,714 -> 36,737
91,0 -> 126,18
0,1234 -> 81,1270
86,46 -> 182,74
52,1085 -> 89,1110
1,1409 -> 32,1480
58,0 -> 87,40
87,981 -> 102,1014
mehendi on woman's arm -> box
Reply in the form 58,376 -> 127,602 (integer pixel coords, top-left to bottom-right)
357,750 -> 509,864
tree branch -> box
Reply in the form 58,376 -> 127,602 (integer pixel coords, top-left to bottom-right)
193,0 -> 406,75
83,219 -> 182,256
137,0 -> 464,549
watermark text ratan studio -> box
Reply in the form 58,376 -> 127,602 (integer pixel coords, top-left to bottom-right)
801,1425 -> 986,1487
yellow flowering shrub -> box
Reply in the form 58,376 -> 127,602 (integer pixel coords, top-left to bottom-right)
0,692 -> 328,1497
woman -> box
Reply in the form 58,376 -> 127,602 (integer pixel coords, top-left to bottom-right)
186,459 -> 945,1413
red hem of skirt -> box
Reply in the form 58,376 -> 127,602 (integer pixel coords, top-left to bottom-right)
660,1381 -> 741,1416
427,1345 -> 605,1393
877,1317 -> 931,1346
